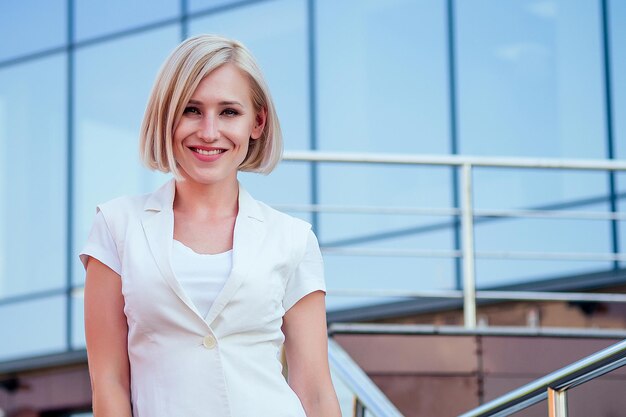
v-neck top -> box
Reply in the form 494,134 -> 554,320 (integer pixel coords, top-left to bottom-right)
171,240 -> 232,318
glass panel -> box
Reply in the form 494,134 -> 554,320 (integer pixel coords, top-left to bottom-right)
473,168 -> 612,286
0,55 -> 67,298
611,0 -> 626,267
74,0 -> 179,41
457,0 -> 606,158
188,0 -> 240,13
71,288 -> 85,349
239,162 -> 312,224
0,1 -> 66,61
325,256 -> 455,311
73,27 -> 179,285
189,0 -> 310,151
612,0 -> 626,160
457,1 -> 611,285
0,296 -> 66,361
316,0 -> 449,153
316,0 -> 451,309
615,171 -> 626,267
320,164 -> 456,311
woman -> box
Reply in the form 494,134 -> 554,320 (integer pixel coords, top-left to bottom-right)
80,34 -> 341,417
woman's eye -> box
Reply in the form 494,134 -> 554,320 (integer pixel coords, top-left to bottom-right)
184,106 -> 201,115
222,108 -> 239,117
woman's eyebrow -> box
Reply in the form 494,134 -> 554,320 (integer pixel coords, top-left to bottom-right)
187,98 -> 244,107
219,100 -> 244,107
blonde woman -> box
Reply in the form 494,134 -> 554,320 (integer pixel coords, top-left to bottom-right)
80,34 -> 341,417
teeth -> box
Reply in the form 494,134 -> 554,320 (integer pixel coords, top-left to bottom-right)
194,148 -> 224,156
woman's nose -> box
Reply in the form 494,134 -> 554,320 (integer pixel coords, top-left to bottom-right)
198,115 -> 218,141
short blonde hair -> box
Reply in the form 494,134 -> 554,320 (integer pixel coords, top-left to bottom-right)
139,34 -> 283,177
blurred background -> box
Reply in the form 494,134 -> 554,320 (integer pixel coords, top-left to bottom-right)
1,0 -> 625,416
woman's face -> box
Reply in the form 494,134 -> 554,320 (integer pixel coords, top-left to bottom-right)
173,63 -> 266,187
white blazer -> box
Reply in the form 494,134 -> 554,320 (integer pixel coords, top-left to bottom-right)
80,179 -> 326,417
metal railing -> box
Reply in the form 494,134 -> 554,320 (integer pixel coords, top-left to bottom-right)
327,338 -> 404,417
458,337 -> 626,416
282,151 -> 626,328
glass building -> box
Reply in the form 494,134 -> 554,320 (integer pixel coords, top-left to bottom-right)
0,0 -> 625,414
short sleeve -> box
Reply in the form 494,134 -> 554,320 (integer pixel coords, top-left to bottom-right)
79,209 -> 122,275
283,229 -> 326,312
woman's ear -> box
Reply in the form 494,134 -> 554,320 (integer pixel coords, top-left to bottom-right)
251,106 -> 267,140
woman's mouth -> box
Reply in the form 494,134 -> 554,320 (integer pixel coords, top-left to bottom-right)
191,147 -> 225,156
189,146 -> 227,162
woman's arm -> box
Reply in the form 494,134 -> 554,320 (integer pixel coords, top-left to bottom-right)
84,258 -> 133,417
282,290 -> 341,417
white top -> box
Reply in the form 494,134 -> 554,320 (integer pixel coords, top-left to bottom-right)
78,179 -> 326,417
171,240 -> 232,318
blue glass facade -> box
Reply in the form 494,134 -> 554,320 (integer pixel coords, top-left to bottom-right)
0,0 -> 624,363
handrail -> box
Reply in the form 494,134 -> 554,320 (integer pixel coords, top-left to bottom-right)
458,338 -> 626,417
273,203 -> 626,221
326,288 -> 626,304
283,151 -> 626,170
327,338 -> 405,417
281,151 -> 626,329
327,322 -> 626,339
321,247 -> 626,262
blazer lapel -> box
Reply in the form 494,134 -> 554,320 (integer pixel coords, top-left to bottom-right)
141,179 -> 266,326
204,183 -> 266,325
141,179 -> 200,316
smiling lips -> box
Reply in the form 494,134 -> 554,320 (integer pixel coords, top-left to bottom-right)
189,146 -> 227,162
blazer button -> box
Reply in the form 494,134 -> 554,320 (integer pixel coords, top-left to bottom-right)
203,335 -> 216,349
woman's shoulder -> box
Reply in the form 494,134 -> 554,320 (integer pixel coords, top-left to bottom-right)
97,192 -> 150,216
101,179 -> 172,208
253,198 -> 311,232
97,180 -> 173,221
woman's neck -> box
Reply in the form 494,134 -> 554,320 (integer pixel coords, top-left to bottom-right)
173,178 -> 239,220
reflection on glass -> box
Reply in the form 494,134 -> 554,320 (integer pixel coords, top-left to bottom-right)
0,55 -> 67,298
315,1 -> 455,308
316,0 -> 449,153
473,169 -> 609,210
325,255 -> 455,311
320,164 -> 455,310
0,0 -> 66,61
457,1 -> 612,285
457,0 -> 605,158
74,0 -> 179,41
319,165 -> 453,238
0,296 -> 66,361
189,0 -> 310,151
73,27 -> 179,285
472,168 -> 612,286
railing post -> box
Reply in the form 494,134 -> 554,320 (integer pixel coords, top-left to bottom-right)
461,163 -> 477,328
548,387 -> 568,417
353,398 -> 366,417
